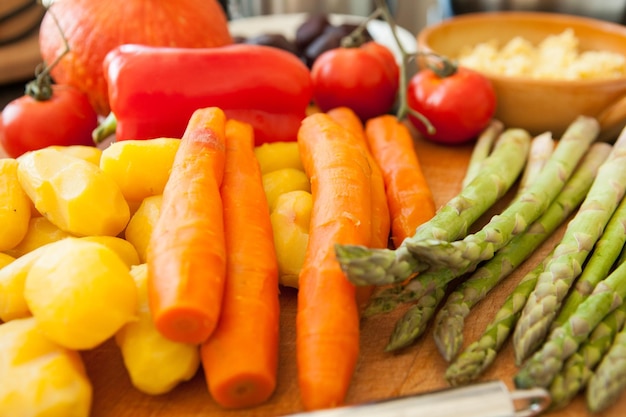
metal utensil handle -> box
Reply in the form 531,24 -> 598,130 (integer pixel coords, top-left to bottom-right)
285,380 -> 551,417
510,387 -> 552,417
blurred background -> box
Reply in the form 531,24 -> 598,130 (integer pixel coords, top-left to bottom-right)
2,0 -> 626,108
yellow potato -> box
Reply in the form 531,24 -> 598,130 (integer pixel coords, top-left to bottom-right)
254,141 -> 304,174
0,253 -> 15,269
17,147 -> 130,237
79,236 -> 141,268
99,138 -> 180,202
262,168 -> 311,212
24,238 -> 137,350
48,145 -> 102,165
4,216 -> 73,259
124,194 -> 163,263
0,158 -> 31,252
0,243 -> 53,322
115,264 -> 200,395
270,190 -> 312,288
0,317 -> 92,417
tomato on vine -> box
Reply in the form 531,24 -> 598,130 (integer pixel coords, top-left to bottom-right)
406,63 -> 497,145
1,8 -> 98,159
310,40 -> 400,121
1,77 -> 98,158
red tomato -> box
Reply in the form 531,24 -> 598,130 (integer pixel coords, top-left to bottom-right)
407,66 -> 496,145
310,41 -> 399,121
1,84 -> 98,158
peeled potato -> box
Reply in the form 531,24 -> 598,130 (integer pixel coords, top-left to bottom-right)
124,194 -> 163,263
270,190 -> 312,288
24,238 -> 137,350
115,264 -> 200,395
0,243 -> 54,322
254,141 -> 304,174
0,253 -> 15,269
262,168 -> 311,212
99,138 -> 180,203
0,317 -> 92,417
48,145 -> 102,166
4,216 -> 73,259
0,158 -> 31,252
17,148 -> 130,237
79,236 -> 141,268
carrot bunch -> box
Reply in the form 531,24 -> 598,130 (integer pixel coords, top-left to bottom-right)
147,107 -> 280,409
146,105 -> 435,411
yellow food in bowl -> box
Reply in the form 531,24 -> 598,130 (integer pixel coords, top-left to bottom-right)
457,28 -> 626,81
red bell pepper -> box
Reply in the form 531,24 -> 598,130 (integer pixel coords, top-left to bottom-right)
102,43 -> 313,144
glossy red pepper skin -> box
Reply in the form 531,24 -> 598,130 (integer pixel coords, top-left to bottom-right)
104,44 -> 313,144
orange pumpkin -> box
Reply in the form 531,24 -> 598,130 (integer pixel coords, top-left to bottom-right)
39,0 -> 233,116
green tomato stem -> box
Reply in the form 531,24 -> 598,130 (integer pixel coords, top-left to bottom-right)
26,5 -> 70,101
92,113 -> 118,145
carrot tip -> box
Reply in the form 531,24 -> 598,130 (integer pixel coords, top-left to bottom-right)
154,308 -> 217,345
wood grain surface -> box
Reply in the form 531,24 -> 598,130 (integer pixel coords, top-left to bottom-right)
1,130 -> 625,417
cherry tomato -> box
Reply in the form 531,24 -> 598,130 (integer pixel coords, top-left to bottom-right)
310,41 -> 399,121
1,84 -> 98,158
407,66 -> 496,145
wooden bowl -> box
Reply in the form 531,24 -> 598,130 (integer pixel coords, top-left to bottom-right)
417,11 -> 626,141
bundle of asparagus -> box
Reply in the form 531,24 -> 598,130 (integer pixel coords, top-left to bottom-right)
335,116 -> 600,352
335,113 -> 626,411
445,124 -> 626,412
435,142 -> 611,362
513,131 -> 626,382
383,131 -> 566,353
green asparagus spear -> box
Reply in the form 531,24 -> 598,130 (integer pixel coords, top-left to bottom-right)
517,131 -> 555,196
333,128 -> 532,287
551,195 -> 626,331
385,284 -> 447,351
514,256 -> 626,389
433,142 -> 611,362
461,119 -> 504,188
617,240 -> 626,268
513,135 -> 626,365
586,316 -> 626,413
548,302 -> 626,410
445,259 -> 549,386
363,285 -> 408,317
402,116 -> 600,276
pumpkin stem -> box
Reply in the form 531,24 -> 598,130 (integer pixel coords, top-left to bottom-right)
26,3 -> 70,101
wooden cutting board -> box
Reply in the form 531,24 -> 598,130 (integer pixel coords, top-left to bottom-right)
1,131 -> 625,417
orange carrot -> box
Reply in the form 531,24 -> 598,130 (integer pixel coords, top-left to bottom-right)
365,114 -> 436,248
200,119 -> 280,409
147,107 -> 227,345
296,113 -> 372,410
326,106 -> 390,249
